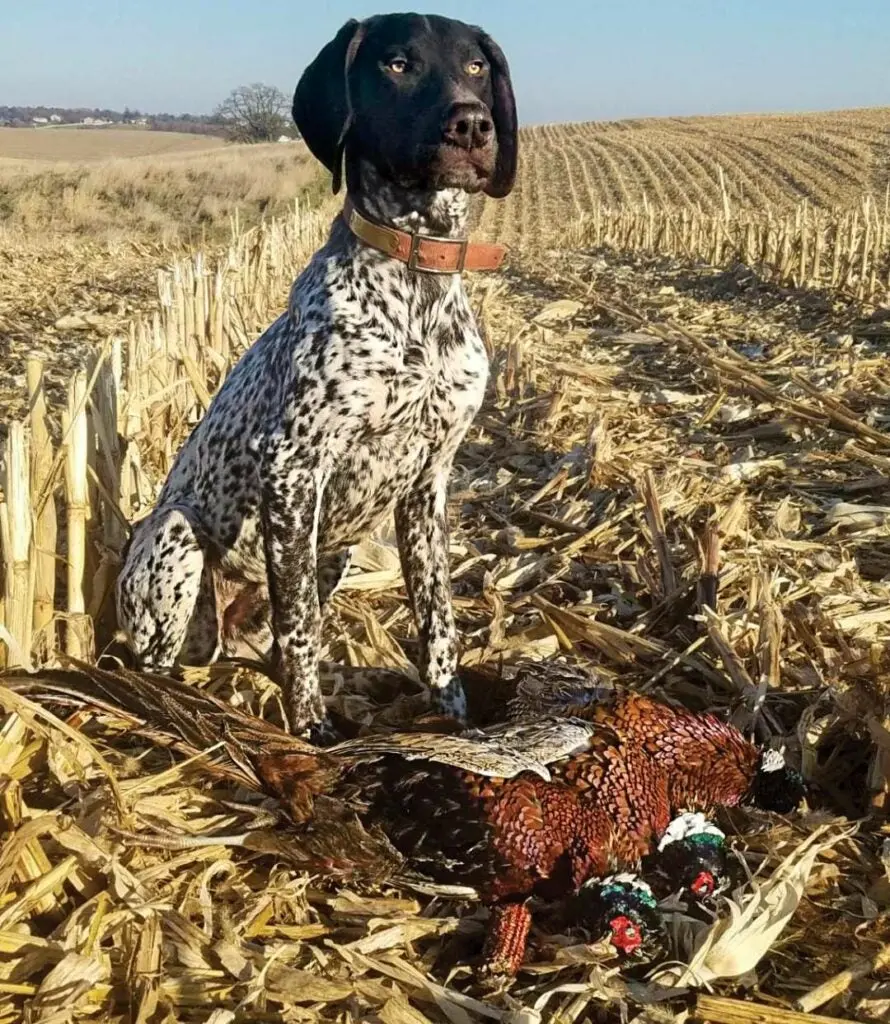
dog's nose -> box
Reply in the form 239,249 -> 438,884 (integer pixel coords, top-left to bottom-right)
442,104 -> 494,150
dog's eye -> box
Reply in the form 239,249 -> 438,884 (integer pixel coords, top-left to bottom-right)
466,60 -> 485,76
387,58 -> 408,74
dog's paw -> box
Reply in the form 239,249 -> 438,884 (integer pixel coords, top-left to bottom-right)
429,675 -> 468,722
304,716 -> 341,748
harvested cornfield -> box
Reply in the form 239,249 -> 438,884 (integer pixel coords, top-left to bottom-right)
472,109 -> 890,304
2,179 -> 890,1023
517,109 -> 890,219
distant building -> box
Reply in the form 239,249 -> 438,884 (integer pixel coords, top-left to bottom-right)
49,114 -> 62,123
32,116 -> 48,125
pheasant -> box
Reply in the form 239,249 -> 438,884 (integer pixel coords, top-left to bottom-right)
463,659 -> 803,816
568,831 -> 728,964
6,659 -> 803,975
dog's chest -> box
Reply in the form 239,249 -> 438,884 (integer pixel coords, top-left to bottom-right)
372,309 -> 486,437
321,290 -> 487,544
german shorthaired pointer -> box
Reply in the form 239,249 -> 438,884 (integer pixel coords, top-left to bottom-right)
115,13 -> 517,740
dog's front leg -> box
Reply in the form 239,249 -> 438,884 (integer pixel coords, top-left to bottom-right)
395,469 -> 466,720
260,449 -> 327,738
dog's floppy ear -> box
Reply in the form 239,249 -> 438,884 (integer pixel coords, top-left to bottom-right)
292,18 -> 366,194
475,29 -> 518,198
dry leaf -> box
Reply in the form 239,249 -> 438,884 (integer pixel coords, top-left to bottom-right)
825,502 -> 890,530
533,299 -> 583,324
32,951 -> 108,1016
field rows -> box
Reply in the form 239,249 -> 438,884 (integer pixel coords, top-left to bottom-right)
483,108 -> 890,250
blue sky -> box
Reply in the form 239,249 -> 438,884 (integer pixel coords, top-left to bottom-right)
3,1 -> 888,124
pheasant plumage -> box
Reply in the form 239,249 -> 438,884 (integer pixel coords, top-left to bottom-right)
476,660 -> 804,815
6,658 -> 803,975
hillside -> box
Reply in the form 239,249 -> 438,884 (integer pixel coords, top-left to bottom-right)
3,108 -> 888,248
0,138 -> 320,242
1,106 -> 888,432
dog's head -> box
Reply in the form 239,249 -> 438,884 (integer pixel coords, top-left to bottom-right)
292,13 -> 517,199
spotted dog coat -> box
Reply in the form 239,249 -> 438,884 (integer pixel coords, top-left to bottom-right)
115,13 -> 518,737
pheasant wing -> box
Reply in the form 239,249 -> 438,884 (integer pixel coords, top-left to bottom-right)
330,715 -> 608,779
329,728 -> 562,780
478,715 -> 603,766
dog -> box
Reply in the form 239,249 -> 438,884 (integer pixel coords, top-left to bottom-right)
115,12 -> 518,740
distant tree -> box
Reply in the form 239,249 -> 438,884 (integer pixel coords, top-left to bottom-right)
214,83 -> 291,143
149,117 -> 228,137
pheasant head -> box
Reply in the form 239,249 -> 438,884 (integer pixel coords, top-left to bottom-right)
575,874 -> 663,957
652,811 -> 729,901
750,747 -> 805,813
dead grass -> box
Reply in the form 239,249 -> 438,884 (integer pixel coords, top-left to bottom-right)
0,233 -> 170,429
0,140 -> 323,245
0,142 -> 326,422
0,127 -> 227,162
548,107 -> 890,208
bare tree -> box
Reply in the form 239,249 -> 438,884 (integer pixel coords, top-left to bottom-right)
214,84 -> 291,143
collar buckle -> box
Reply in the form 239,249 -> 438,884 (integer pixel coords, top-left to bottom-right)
406,232 -> 469,274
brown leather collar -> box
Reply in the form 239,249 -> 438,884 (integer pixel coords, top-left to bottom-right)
342,198 -> 506,274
